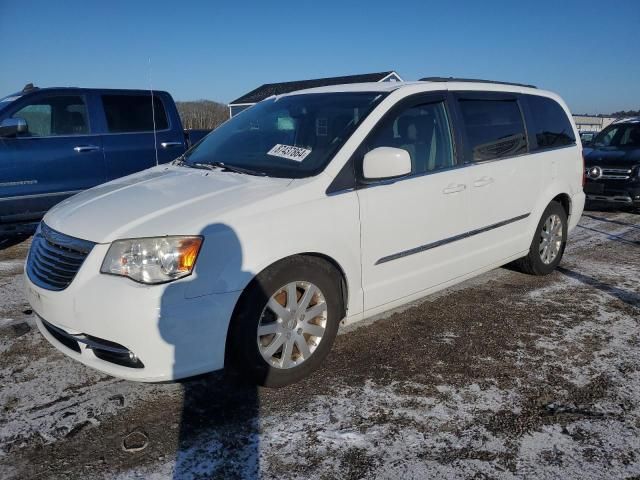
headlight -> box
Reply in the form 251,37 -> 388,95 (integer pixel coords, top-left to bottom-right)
101,236 -> 202,284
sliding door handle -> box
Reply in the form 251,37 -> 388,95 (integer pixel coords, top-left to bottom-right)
73,145 -> 101,153
473,176 -> 495,187
442,183 -> 467,194
160,142 -> 183,148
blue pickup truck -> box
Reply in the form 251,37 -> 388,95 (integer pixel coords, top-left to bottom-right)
0,85 -> 209,236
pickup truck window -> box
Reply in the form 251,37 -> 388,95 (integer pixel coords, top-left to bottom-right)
11,95 -> 89,137
184,92 -> 386,178
102,94 -> 168,133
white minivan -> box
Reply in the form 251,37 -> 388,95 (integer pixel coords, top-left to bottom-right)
25,78 -> 585,386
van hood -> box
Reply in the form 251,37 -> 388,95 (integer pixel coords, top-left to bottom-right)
44,165 -> 293,243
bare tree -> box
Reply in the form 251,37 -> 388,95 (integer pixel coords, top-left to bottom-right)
176,100 -> 229,130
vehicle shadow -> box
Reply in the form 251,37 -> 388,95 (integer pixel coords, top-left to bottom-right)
581,213 -> 640,231
575,224 -> 640,246
158,223 -> 261,479
583,202 -> 639,216
557,266 -> 640,308
0,234 -> 30,251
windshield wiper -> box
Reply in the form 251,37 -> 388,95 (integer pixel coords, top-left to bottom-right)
189,162 -> 218,171
181,160 -> 267,176
171,155 -> 186,166
210,162 -> 266,176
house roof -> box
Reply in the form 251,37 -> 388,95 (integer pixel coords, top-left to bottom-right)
229,71 -> 400,105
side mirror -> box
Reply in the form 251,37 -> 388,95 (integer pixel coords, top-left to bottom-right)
0,117 -> 27,137
362,147 -> 412,180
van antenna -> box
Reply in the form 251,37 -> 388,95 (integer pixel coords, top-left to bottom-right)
148,57 -> 159,166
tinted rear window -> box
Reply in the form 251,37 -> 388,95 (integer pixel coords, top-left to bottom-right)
526,95 -> 575,150
458,98 -> 527,162
102,94 -> 168,133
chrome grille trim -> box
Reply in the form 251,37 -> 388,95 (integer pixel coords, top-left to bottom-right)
26,223 -> 95,291
585,167 -> 633,180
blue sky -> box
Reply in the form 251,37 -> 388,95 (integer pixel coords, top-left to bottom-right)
1,0 -> 638,114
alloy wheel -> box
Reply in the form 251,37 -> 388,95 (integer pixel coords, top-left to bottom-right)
539,213 -> 563,264
257,281 -> 328,369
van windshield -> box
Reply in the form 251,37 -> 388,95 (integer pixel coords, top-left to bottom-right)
183,92 -> 386,178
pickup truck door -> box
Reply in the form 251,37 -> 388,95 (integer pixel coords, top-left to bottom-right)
98,93 -> 186,180
0,92 -> 105,224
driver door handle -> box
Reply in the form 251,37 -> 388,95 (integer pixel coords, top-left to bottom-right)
160,142 -> 183,148
73,145 -> 101,153
473,176 -> 494,187
442,183 -> 467,194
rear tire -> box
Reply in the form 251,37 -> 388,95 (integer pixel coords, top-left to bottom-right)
514,201 -> 568,276
227,256 -> 343,387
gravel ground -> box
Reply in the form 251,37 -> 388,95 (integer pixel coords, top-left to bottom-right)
0,207 -> 639,479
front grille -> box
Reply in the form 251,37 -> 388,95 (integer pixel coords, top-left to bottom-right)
602,168 -> 632,180
585,167 -> 633,180
26,223 -> 95,291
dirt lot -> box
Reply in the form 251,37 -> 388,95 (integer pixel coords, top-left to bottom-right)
1,208 -> 639,479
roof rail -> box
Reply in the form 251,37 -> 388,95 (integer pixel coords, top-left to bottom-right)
419,77 -> 537,89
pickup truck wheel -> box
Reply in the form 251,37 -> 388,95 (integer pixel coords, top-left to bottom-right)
227,256 -> 342,387
514,201 -> 568,276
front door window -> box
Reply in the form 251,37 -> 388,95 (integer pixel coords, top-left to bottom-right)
12,95 -> 89,137
364,100 -> 455,175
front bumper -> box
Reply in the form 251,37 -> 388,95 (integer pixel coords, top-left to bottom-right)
584,181 -> 640,206
25,243 -> 242,382
585,193 -> 640,205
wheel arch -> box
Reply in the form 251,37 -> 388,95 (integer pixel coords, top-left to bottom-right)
224,252 -> 350,365
551,192 -> 571,218
527,187 -> 573,240
298,252 -> 349,318
239,252 -> 348,317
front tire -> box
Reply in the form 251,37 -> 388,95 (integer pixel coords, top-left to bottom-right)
514,201 -> 568,276
227,256 -> 343,387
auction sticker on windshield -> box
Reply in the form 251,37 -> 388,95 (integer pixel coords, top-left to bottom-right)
267,144 -> 312,162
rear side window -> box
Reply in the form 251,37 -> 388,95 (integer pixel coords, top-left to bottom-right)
458,98 -> 527,162
102,94 -> 168,133
12,95 -> 89,137
526,95 -> 575,150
